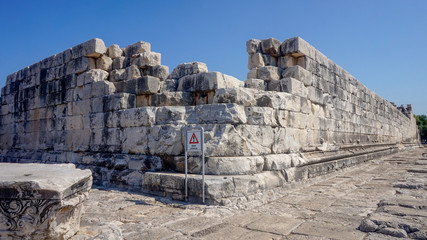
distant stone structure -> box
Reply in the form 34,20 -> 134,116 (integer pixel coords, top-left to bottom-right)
0,37 -> 420,204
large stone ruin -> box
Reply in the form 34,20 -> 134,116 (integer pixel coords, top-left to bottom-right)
0,37 -> 420,204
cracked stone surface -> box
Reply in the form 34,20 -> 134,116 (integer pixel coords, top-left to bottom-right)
71,147 -> 427,239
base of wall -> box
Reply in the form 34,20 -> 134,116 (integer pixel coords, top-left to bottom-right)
142,143 -> 420,205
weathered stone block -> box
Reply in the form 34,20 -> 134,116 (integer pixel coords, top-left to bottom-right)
264,154 -> 292,170
262,54 -> 278,67
96,55 -> 113,71
131,52 -> 161,68
307,86 -> 324,105
261,38 -> 281,57
187,104 -> 247,124
124,41 -> 151,56
257,66 -> 281,81
66,57 -> 95,75
246,39 -> 261,54
278,55 -> 297,69
177,72 -> 242,92
151,91 -> 193,106
119,107 -> 156,127
247,68 -> 258,79
207,156 -> 264,175
112,56 -> 126,70
107,44 -> 123,59
124,65 -> 141,80
245,106 -> 277,126
71,38 -> 107,59
212,87 -> 256,106
282,65 -> 313,86
248,53 -> 265,69
77,69 -> 109,86
103,93 -> 136,112
144,65 -> 169,81
280,37 -> 315,58
122,127 -> 149,154
244,78 -> 265,91
109,69 -> 125,82
0,163 -> 92,240
170,62 -> 208,79
280,77 -> 307,97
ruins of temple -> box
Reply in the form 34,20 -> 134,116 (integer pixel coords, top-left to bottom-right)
0,37 -> 420,204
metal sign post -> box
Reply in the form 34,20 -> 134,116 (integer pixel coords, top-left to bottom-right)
183,127 -> 205,203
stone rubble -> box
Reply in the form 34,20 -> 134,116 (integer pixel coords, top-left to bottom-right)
0,36 -> 421,204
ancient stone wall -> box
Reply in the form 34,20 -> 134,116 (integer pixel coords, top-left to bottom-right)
0,37 -> 419,203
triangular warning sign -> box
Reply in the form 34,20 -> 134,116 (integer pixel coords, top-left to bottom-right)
189,133 -> 199,144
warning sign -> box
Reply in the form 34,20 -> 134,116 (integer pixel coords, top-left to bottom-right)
189,133 -> 199,144
186,129 -> 202,153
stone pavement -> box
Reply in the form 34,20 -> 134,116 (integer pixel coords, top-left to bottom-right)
71,147 -> 427,240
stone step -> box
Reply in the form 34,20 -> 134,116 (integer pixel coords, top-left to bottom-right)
142,146 -> 403,205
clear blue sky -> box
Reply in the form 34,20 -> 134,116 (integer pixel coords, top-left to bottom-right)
0,0 -> 426,114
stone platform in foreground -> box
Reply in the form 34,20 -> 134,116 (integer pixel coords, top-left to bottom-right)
0,163 -> 92,240
72,147 -> 426,239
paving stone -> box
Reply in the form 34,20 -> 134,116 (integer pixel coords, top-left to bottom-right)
246,215 -> 303,235
293,221 -> 365,240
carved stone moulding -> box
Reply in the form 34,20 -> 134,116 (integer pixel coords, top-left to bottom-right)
0,163 -> 92,239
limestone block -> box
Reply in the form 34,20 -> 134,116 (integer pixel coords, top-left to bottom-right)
66,57 -> 95,75
72,38 -> 107,59
207,156 -> 264,175
96,55 -> 113,71
264,154 -> 292,171
112,56 -> 126,70
131,52 -> 161,68
287,111 -> 308,129
272,127 -> 304,153
280,77 -> 307,97
280,37 -> 315,58
267,80 -> 281,92
212,87 -> 256,107
262,54 -> 278,67
247,68 -> 258,79
257,66 -> 281,81
278,55 -> 297,69
0,163 -> 91,240
65,115 -> 83,130
177,72 -> 242,92
170,62 -> 208,79
244,78 -> 265,91
77,69 -> 109,86
281,65 -> 313,86
246,39 -> 261,54
72,99 -> 91,115
107,44 -> 123,59
187,103 -> 247,124
72,129 -> 91,151
73,84 -> 92,101
260,38 -> 281,57
147,125 -> 183,155
248,53 -> 265,69
124,65 -> 141,80
90,80 -> 116,98
204,124 -> 274,157
103,93 -> 136,112
144,65 -> 169,81
122,127 -> 149,154
119,107 -> 156,127
124,41 -> 151,56
128,155 -> 162,171
136,76 -> 160,94
245,106 -> 277,126
155,106 -> 186,125
109,69 -> 125,82
307,86 -> 324,105
151,91 -> 194,106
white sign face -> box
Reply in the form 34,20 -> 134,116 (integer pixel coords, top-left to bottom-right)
186,130 -> 202,153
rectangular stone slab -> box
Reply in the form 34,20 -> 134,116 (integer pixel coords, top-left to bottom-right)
0,163 -> 92,200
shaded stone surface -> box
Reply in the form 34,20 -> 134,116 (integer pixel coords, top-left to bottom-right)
0,163 -> 92,240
